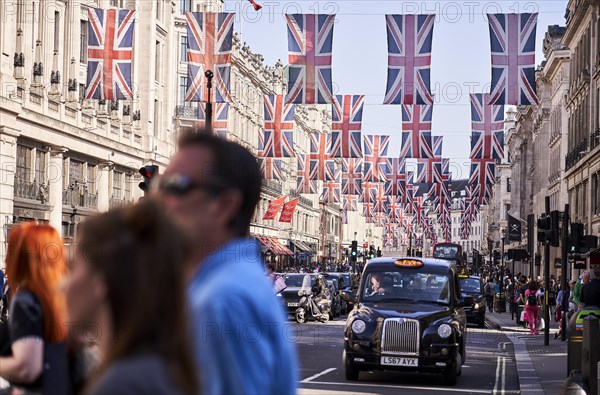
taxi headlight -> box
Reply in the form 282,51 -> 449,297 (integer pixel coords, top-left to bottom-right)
352,319 -> 366,334
474,303 -> 480,309
438,324 -> 452,339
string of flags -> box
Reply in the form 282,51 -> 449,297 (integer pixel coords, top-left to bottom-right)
83,6 -> 538,240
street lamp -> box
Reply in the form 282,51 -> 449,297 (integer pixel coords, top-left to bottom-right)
498,228 -> 506,313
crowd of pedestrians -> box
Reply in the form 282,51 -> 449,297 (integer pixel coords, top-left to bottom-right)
0,131 -> 298,395
481,267 -> 600,338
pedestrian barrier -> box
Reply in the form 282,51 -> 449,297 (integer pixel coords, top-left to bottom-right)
494,293 -> 506,313
581,314 -> 599,395
567,308 -> 600,376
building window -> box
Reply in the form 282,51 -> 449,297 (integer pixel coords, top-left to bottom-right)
54,11 -> 60,52
180,0 -> 193,13
16,145 -> 32,182
110,0 -> 124,6
87,165 -> 96,193
180,36 -> 187,62
154,99 -> 160,138
593,173 -> 599,216
506,177 -> 511,192
124,174 -> 132,200
80,21 -> 88,64
178,76 -> 187,105
69,160 -> 84,187
34,150 -> 46,184
155,41 -> 161,82
582,180 -> 588,220
112,171 -> 122,199
505,204 -> 511,221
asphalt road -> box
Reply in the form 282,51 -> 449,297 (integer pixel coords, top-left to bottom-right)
291,316 -> 520,395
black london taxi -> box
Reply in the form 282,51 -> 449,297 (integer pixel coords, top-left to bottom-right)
458,274 -> 486,328
343,257 -> 467,385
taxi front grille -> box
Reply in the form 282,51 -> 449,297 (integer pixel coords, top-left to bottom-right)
381,318 -> 420,356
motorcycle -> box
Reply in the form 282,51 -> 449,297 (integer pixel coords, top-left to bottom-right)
295,274 -> 331,324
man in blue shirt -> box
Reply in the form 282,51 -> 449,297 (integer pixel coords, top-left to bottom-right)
157,131 -> 297,395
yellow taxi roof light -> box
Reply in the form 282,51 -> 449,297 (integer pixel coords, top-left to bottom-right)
394,259 -> 424,268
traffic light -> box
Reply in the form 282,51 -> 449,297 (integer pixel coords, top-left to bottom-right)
537,213 -> 551,244
350,240 -> 358,260
569,223 -> 584,254
548,210 -> 560,247
369,245 -> 375,259
138,165 -> 159,194
376,247 -> 382,257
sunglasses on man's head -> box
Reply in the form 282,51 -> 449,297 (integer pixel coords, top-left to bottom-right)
157,174 -> 227,196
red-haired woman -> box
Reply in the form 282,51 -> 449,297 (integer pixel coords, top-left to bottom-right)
0,223 -> 69,392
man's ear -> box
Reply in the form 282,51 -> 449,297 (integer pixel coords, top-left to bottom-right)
211,189 -> 244,229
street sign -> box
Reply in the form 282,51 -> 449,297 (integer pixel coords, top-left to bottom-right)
363,242 -> 369,249
554,258 -> 562,268
574,258 -> 586,270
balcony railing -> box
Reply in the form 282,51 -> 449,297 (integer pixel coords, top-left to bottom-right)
591,129 -> 600,151
109,196 -> 133,209
175,105 -> 201,119
262,179 -> 283,194
289,190 -> 313,208
13,178 -> 49,204
565,138 -> 588,170
63,183 -> 98,209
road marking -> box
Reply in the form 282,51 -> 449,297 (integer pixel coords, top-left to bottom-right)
301,380 -> 496,393
301,368 -> 337,383
493,356 -> 506,394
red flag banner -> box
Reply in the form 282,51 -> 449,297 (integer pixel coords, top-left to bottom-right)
262,196 -> 287,220
279,198 -> 299,223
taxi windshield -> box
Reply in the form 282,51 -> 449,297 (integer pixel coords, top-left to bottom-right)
284,274 -> 314,287
361,270 -> 451,304
459,278 -> 481,295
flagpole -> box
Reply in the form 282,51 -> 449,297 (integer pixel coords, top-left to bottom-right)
205,70 -> 213,131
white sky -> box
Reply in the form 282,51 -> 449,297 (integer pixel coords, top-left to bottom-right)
222,0 -> 568,179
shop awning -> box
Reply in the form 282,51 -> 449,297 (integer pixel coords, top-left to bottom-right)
292,240 -> 313,252
256,236 -> 293,255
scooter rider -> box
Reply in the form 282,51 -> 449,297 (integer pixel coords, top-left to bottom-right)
311,275 -> 331,315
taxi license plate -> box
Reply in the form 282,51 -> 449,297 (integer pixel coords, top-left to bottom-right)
381,356 -> 418,367
287,302 -> 299,307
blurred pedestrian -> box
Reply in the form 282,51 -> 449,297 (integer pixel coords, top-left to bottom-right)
573,270 -> 590,310
0,223 -> 69,393
581,267 -> 600,308
158,131 -> 298,394
68,201 -> 198,395
484,278 -> 494,312
525,281 -> 540,335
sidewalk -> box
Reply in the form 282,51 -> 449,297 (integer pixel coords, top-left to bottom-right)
486,309 -> 567,395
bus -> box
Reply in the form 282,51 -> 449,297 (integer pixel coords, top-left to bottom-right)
432,242 -> 464,272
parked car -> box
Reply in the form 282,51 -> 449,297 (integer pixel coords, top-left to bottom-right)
458,275 -> 486,328
343,257 -> 467,385
279,273 -> 316,315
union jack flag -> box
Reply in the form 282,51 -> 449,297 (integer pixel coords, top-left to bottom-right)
372,183 -> 388,213
296,154 -> 317,194
416,136 -> 443,183
341,158 -> 363,195
361,181 -> 377,204
322,167 -> 341,204
384,14 -> 435,105
258,157 -> 283,180
469,158 -> 495,199
262,95 -> 295,157
488,13 -> 538,105
196,102 -> 229,138
403,172 -> 415,207
470,93 -> 505,159
324,160 -> 339,182
363,135 -> 389,182
374,211 -> 388,228
285,14 -> 335,104
308,133 -> 330,180
185,12 -> 234,102
400,105 -> 434,159
385,158 -> 406,197
384,225 -> 398,248
343,195 -> 358,211
85,7 -> 136,100
330,95 -> 364,158
386,196 -> 404,224
363,202 -> 375,222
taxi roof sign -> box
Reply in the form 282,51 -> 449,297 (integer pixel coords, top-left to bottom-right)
394,259 -> 424,268
458,274 -> 470,279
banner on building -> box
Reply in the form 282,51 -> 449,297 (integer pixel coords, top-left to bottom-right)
508,214 -> 522,242
279,198 -> 299,223
262,196 -> 286,220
